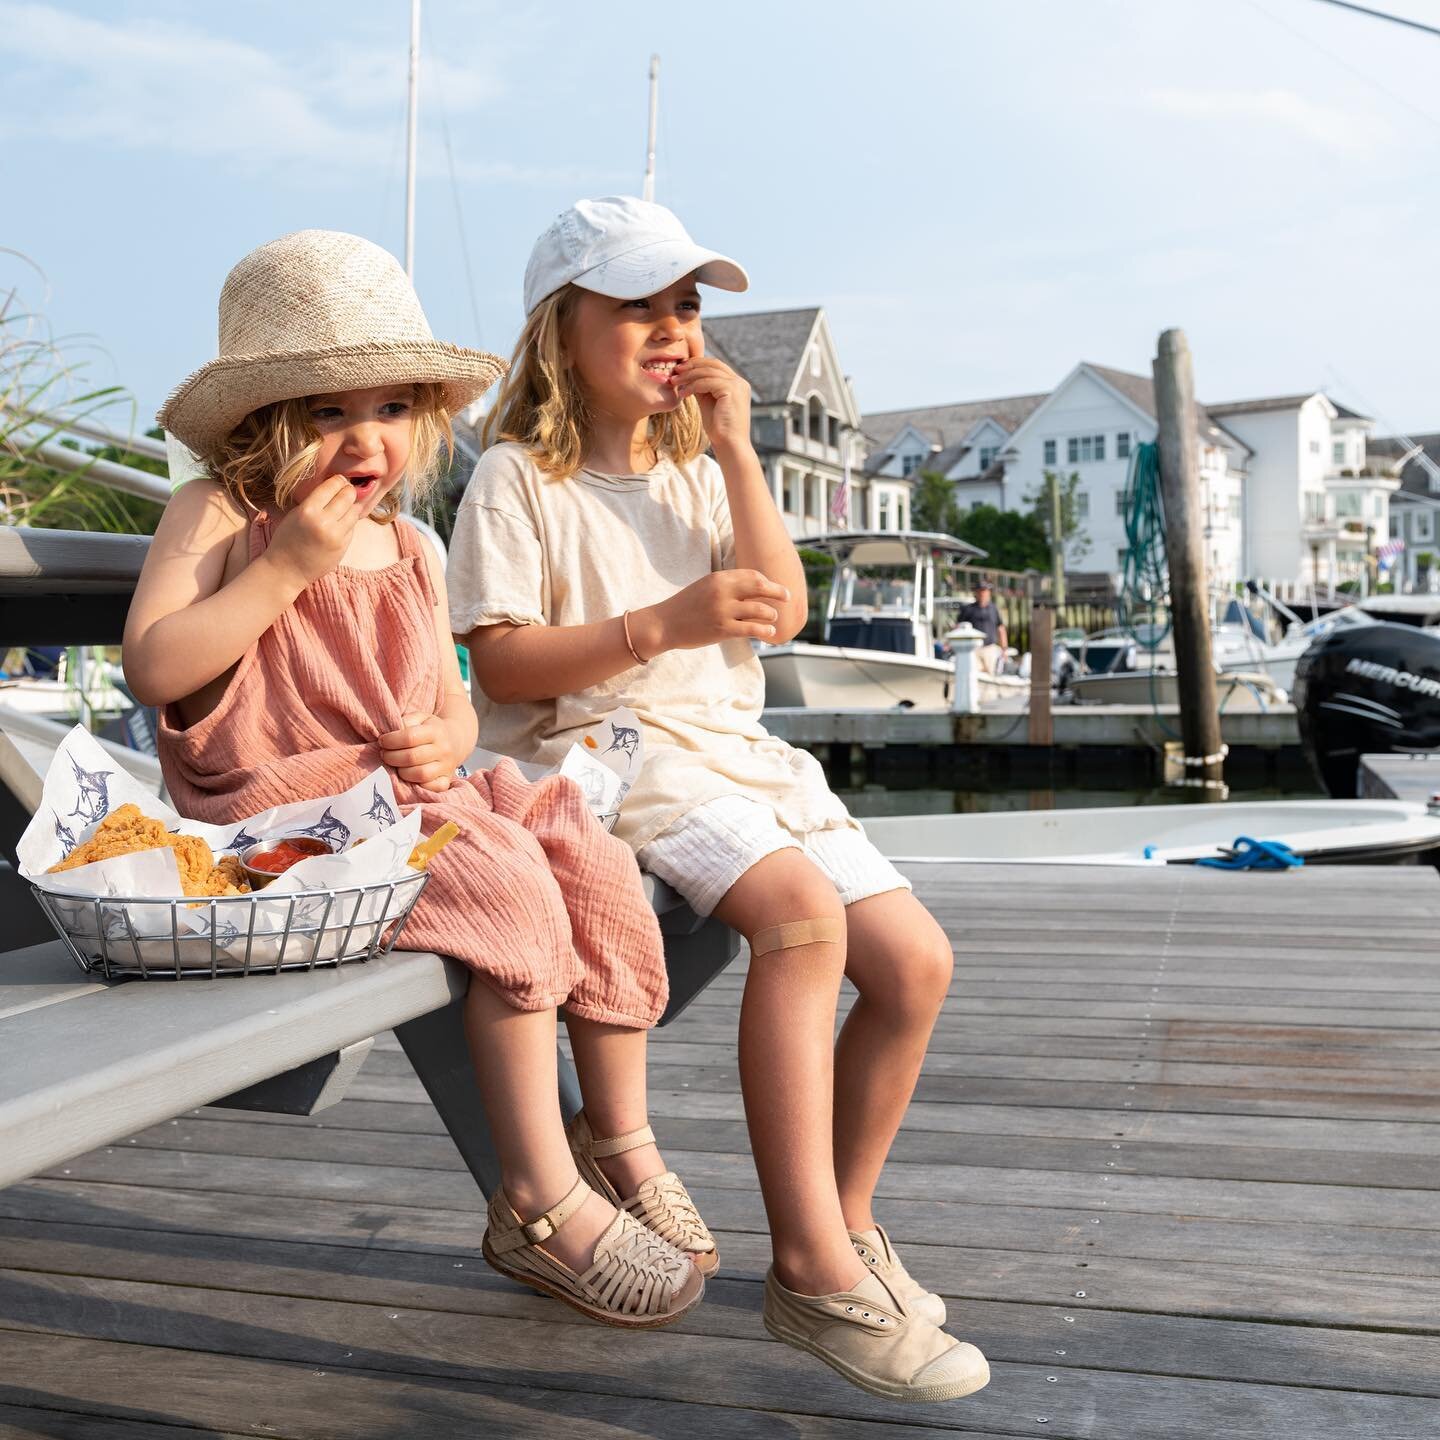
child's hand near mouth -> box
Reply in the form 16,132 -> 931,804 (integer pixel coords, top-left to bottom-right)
265,474 -> 363,589
671,356 -> 751,457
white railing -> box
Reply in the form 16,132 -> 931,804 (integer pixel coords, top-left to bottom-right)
4,404 -> 175,504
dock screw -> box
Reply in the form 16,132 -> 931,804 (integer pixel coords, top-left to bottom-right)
1054,1349 -> 1066,1355
1074,1290 -> 1086,1298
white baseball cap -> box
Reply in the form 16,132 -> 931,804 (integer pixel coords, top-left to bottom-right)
523,196 -> 749,316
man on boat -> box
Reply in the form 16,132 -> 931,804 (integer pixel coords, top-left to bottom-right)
956,581 -> 1007,675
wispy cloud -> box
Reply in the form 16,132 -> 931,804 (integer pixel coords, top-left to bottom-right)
1146,85 -> 1390,157
0,1 -> 600,184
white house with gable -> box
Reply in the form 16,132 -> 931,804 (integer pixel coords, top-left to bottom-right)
864,363 -> 1249,586
1206,395 -> 1398,589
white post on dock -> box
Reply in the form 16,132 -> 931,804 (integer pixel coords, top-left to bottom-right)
946,623 -> 984,715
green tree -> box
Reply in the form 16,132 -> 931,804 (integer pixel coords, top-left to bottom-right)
910,471 -> 961,536
952,504 -> 1049,571
1025,469 -> 1091,564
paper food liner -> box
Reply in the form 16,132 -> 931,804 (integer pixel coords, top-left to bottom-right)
21,726 -> 422,971
466,707 -> 645,834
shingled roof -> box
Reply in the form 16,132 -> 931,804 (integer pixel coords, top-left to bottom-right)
1082,364 -> 1250,455
702,309 -> 820,404
1205,394 -> 1319,417
862,392 -> 1048,454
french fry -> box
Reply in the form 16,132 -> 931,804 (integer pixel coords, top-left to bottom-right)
408,821 -> 460,871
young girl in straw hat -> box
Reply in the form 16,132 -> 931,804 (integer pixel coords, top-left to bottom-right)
448,197 -> 989,1403
124,229 -> 715,1328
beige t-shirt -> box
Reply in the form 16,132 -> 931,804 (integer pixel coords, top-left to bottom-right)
447,442 -> 855,852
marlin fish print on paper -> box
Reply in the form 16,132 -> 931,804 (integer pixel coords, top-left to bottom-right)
292,807 -> 352,850
364,785 -> 398,828
66,754 -> 114,826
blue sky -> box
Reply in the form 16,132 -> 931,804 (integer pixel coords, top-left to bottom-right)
3,0 -> 1437,437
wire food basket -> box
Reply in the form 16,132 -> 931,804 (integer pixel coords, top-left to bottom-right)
29,870 -> 430,980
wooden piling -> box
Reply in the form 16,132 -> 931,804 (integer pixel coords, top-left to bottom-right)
1028,600 -> 1054,746
1152,328 -> 1224,791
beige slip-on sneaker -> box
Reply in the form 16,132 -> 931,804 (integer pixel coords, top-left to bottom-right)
567,1109 -> 719,1276
850,1225 -> 946,1327
763,1266 -> 989,1404
482,1175 -> 704,1329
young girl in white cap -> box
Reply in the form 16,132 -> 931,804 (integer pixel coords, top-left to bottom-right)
450,197 -> 989,1402
124,229 -> 714,1329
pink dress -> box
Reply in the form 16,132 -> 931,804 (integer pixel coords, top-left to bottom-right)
157,513 -> 668,1026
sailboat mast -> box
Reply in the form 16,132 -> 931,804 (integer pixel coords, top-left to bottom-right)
404,0 -> 421,279
642,54 -> 659,201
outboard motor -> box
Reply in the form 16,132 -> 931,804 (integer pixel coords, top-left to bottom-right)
1295,621 -> 1440,796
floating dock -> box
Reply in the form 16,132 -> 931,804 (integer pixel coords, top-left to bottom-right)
762,703 -> 1305,786
1,860 -> 1435,1437
1360,753 -> 1440,807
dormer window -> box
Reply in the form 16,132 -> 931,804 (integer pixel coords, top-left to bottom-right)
900,453 -> 922,477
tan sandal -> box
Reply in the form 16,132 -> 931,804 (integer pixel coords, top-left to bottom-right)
567,1110 -> 720,1277
481,1175 -> 703,1328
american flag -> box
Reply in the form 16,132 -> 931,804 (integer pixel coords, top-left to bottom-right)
829,457 -> 851,526
1377,539 -> 1405,567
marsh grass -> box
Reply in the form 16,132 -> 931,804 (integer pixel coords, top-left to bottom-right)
1,265 -> 164,534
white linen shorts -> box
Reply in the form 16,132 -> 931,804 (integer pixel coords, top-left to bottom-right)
637,794 -> 912,919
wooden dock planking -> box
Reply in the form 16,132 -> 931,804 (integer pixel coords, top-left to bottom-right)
0,861 -> 1436,1438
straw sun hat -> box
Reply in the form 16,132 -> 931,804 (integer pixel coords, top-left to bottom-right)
159,230 -> 506,455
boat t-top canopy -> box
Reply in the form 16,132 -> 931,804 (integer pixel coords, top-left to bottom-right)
1357,594 -> 1440,627
792,529 -> 985,567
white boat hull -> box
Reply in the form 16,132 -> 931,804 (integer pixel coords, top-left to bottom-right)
861,799 -> 1440,866
1069,669 -> 1286,711
760,643 -> 1027,709
0,678 -> 133,720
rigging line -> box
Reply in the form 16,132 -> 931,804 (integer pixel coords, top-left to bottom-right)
1239,0 -> 1440,132
377,89 -> 409,257
423,9 -> 485,349
1308,0 -> 1440,39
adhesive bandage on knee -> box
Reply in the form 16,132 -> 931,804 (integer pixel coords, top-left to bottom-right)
748,918 -> 846,957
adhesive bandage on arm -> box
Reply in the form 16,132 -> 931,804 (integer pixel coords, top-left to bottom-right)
749,918 -> 846,957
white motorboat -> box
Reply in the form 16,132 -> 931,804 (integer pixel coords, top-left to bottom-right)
1068,668 -> 1289,711
1068,596 -> 1381,707
0,675 -> 134,722
759,530 -> 1029,709
861,798 -> 1440,866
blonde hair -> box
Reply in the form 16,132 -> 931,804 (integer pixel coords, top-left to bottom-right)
483,284 -> 706,478
206,382 -> 453,523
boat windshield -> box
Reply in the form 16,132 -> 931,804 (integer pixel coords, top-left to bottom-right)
840,571 -> 915,614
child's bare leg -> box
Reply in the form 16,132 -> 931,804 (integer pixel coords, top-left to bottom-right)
710,849 -> 867,1296
564,1015 -> 665,1196
832,890 -> 954,1230
463,975 -> 617,1272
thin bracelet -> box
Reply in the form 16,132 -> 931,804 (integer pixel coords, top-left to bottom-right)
621,610 -> 647,665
